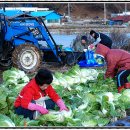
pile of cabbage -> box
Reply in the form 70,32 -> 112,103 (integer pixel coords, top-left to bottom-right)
0,66 -> 130,127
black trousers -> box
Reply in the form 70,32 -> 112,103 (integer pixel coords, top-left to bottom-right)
0,32 -> 3,53
14,99 -> 55,120
116,69 -> 130,88
0,43 -> 2,53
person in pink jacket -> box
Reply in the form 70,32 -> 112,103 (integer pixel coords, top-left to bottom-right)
14,69 -> 68,120
95,43 -> 130,93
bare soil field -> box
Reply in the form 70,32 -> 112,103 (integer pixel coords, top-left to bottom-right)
0,62 -> 71,84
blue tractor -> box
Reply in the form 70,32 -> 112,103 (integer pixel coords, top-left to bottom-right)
0,11 -> 83,73
0,10 -> 105,73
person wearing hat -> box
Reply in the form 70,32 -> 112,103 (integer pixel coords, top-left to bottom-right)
14,69 -> 68,120
89,30 -> 112,49
95,43 -> 130,93
81,35 -> 88,47
72,35 -> 88,52
81,35 -> 88,51
76,35 -> 89,60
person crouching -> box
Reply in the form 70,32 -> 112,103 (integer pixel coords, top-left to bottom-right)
14,69 -> 68,120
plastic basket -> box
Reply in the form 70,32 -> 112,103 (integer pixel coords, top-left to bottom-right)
78,60 -> 105,67
107,116 -> 130,127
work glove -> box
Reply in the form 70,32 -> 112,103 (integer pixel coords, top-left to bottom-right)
83,49 -> 87,52
88,44 -> 95,50
28,102 -> 49,114
56,99 -> 68,111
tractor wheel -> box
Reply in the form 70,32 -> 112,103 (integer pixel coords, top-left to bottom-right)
65,52 -> 76,66
0,60 -> 12,71
12,43 -> 43,73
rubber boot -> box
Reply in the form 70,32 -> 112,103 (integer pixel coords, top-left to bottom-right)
125,83 -> 130,89
118,86 -> 124,93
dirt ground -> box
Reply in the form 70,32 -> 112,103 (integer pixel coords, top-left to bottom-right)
41,62 -> 71,73
0,62 -> 71,84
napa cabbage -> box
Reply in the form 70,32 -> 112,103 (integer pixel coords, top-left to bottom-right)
82,120 -> 97,127
119,89 -> 130,108
0,114 -> 15,127
3,68 -> 29,84
39,109 -> 72,124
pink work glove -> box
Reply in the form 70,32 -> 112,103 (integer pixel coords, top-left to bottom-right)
28,103 -> 49,114
89,44 -> 95,50
56,99 -> 68,111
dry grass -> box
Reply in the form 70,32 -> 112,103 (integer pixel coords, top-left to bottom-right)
110,29 -> 130,51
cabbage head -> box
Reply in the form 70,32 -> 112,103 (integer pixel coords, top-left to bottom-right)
0,114 -> 15,127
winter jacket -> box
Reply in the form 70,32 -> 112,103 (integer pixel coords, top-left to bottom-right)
73,40 -> 88,52
95,44 -> 130,78
14,78 -> 60,109
93,33 -> 112,48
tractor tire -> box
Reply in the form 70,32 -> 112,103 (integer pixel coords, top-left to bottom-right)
12,43 -> 43,73
0,60 -> 12,71
65,52 -> 76,66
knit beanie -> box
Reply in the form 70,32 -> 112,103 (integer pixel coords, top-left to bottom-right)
81,35 -> 87,42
